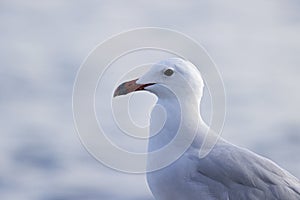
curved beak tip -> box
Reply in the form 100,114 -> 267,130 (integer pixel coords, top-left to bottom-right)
113,78 -> 155,98
113,78 -> 139,98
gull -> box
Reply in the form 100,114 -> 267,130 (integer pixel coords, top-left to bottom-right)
113,58 -> 300,200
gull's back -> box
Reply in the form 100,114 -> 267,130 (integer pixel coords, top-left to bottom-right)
147,138 -> 300,200
193,140 -> 300,199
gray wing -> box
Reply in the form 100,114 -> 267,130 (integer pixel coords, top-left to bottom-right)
191,142 -> 300,200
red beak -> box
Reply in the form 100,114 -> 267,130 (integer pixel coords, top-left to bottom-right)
113,79 -> 155,97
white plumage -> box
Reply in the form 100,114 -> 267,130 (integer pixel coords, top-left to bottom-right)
115,58 -> 300,200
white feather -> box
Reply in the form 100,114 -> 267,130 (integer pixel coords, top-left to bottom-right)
139,58 -> 300,200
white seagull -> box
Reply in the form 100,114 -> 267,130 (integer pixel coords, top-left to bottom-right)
114,58 -> 300,200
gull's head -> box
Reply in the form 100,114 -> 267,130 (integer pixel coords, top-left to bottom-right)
114,58 -> 204,101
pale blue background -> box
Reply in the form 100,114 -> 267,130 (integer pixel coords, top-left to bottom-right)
1,0 -> 300,199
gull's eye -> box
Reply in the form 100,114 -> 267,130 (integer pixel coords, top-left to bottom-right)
164,68 -> 174,76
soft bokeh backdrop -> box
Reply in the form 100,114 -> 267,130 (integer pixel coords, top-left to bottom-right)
1,0 -> 300,199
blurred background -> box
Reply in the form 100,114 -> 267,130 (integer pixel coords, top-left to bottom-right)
1,0 -> 300,199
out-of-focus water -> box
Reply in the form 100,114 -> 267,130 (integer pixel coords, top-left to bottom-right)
1,0 -> 300,199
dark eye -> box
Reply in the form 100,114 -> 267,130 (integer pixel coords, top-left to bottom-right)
164,68 -> 174,76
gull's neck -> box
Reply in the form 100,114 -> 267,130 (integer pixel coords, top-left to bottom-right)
148,87 -> 207,152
